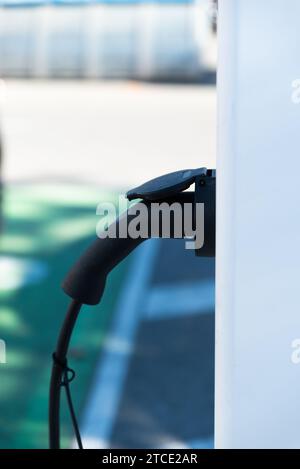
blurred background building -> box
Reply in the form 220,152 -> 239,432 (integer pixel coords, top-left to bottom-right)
0,0 -> 217,449
0,0 -> 214,80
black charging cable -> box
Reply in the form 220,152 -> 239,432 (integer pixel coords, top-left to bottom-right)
52,352 -> 83,449
49,299 -> 83,449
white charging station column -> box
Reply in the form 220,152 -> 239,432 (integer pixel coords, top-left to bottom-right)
216,0 -> 300,448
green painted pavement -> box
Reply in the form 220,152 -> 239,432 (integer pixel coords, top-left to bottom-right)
0,183 -> 129,448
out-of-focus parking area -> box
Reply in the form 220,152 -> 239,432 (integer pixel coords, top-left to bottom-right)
0,0 -> 216,449
2,80 -> 216,185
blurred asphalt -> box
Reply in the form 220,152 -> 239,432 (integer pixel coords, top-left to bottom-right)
110,240 -> 215,449
1,80 -> 216,188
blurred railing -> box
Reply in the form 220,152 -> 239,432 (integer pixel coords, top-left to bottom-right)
0,0 -> 211,79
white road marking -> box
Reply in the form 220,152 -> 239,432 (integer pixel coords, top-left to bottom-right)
79,239 -> 160,449
144,280 -> 214,320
